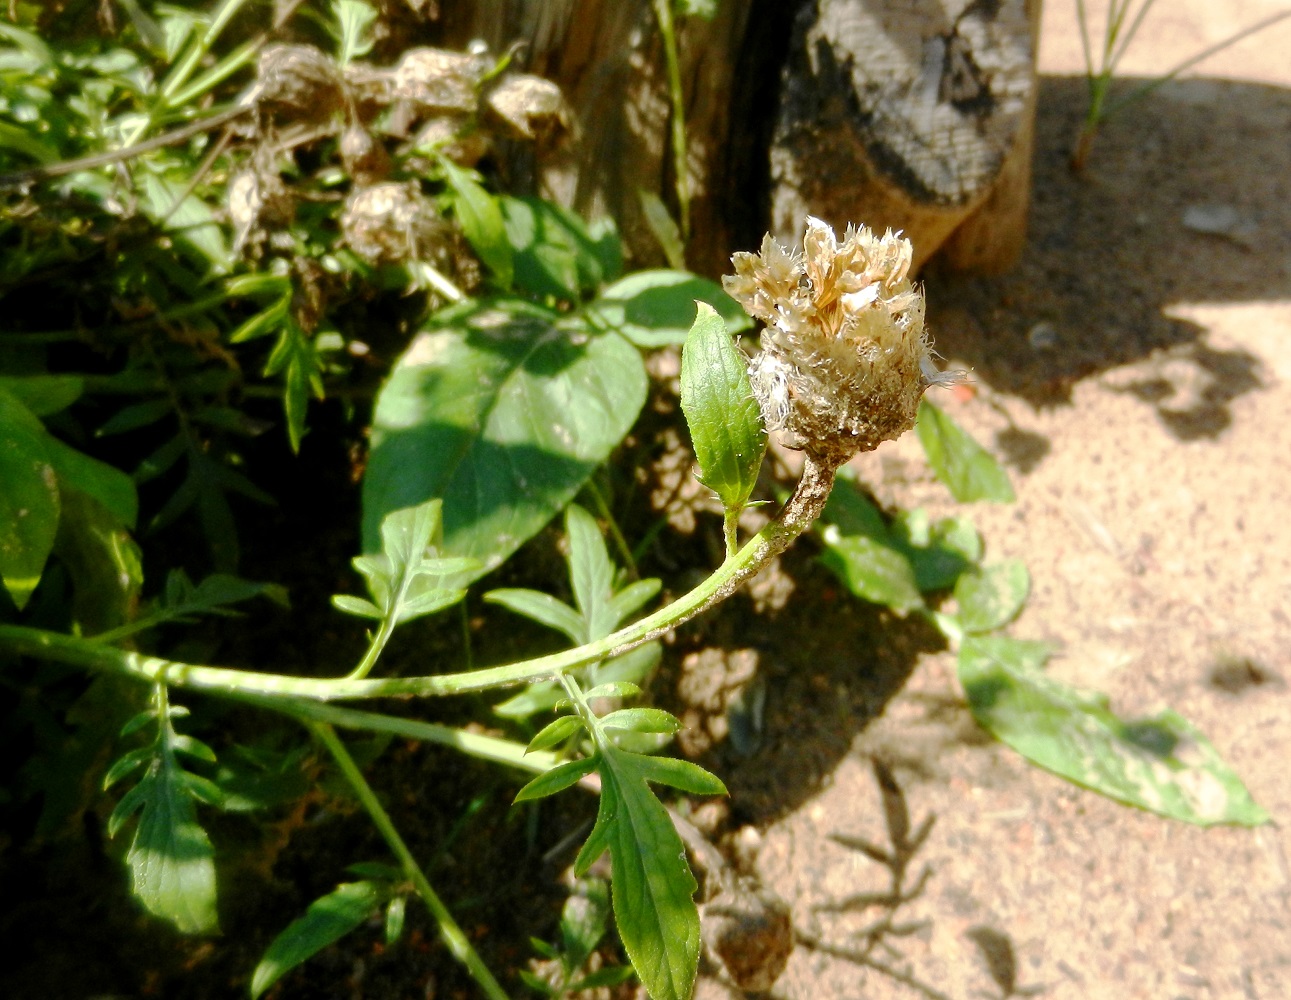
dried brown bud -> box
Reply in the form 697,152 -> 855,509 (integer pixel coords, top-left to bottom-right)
341,182 -> 444,264
249,44 -> 346,130
392,47 -> 491,114
723,218 -> 960,464
484,74 -> 571,142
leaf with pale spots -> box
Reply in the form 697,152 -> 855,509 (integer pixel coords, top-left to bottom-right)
959,635 -> 1268,826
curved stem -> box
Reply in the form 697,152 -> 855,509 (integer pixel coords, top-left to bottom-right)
0,457 -> 838,702
309,722 -> 509,1000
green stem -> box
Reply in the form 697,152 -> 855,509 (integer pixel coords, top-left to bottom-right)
242,694 -> 559,775
0,457 -> 838,702
652,0 -> 691,245
309,722 -> 509,1000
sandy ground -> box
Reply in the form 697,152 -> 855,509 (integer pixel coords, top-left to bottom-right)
695,5 -> 1291,998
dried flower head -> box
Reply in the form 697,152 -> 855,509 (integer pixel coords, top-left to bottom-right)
723,217 -> 960,464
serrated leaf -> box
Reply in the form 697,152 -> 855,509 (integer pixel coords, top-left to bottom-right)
959,636 -> 1268,826
121,756 -> 220,933
596,746 -> 701,1000
515,756 -> 598,802
0,388 -> 60,609
916,399 -> 1015,503
954,560 -> 1029,633
817,526 -> 924,616
598,708 -> 681,736
441,157 -> 514,289
679,303 -> 766,513
362,298 -> 647,584
567,504 -> 616,640
589,269 -> 752,348
528,715 -> 586,753
251,881 -> 386,998
484,588 -> 584,644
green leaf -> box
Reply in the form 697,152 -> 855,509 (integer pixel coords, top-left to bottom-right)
528,715 -> 586,753
595,745 -> 702,1000
558,876 -> 612,973
112,747 -> 220,933
680,303 -> 766,512
0,388 -> 60,609
817,525 -> 924,616
590,270 -> 751,348
891,510 -> 981,592
607,578 -> 661,627
251,881 -> 386,998
598,707 -> 681,736
566,504 -> 616,641
484,588 -> 584,644
141,172 -> 230,275
362,298 -> 647,584
441,158 -> 514,289
97,398 -> 174,437
343,501 -> 473,625
628,754 -> 727,797
637,189 -> 686,270
959,636 -> 1268,826
822,473 -> 888,539
499,197 -> 610,301
0,374 -> 84,416
916,399 -> 1014,503
515,756 -> 598,802
584,681 -> 642,701
954,560 -> 1029,633
384,895 -> 406,946
333,0 -> 377,64
44,434 -> 139,528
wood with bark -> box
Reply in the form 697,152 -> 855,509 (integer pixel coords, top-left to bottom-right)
432,0 -> 1040,275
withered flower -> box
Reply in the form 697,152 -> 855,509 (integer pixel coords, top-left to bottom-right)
723,217 -> 959,464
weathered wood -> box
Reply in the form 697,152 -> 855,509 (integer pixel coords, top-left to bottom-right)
432,0 -> 1040,275
771,0 -> 1040,272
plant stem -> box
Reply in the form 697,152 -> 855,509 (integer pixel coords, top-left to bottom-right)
309,722 -> 509,1000
243,694 -> 560,775
652,0 -> 692,245
0,457 -> 838,702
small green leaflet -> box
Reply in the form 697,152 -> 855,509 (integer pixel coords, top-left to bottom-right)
959,636 -> 1268,826
916,398 -> 1015,503
334,500 -> 476,623
680,303 -> 766,513
441,157 -> 515,290
251,880 -> 387,998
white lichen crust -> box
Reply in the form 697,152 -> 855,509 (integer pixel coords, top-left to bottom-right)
723,217 -> 955,464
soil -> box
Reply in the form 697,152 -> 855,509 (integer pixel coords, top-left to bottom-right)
696,4 -> 1291,998
4,4 -> 1290,1000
